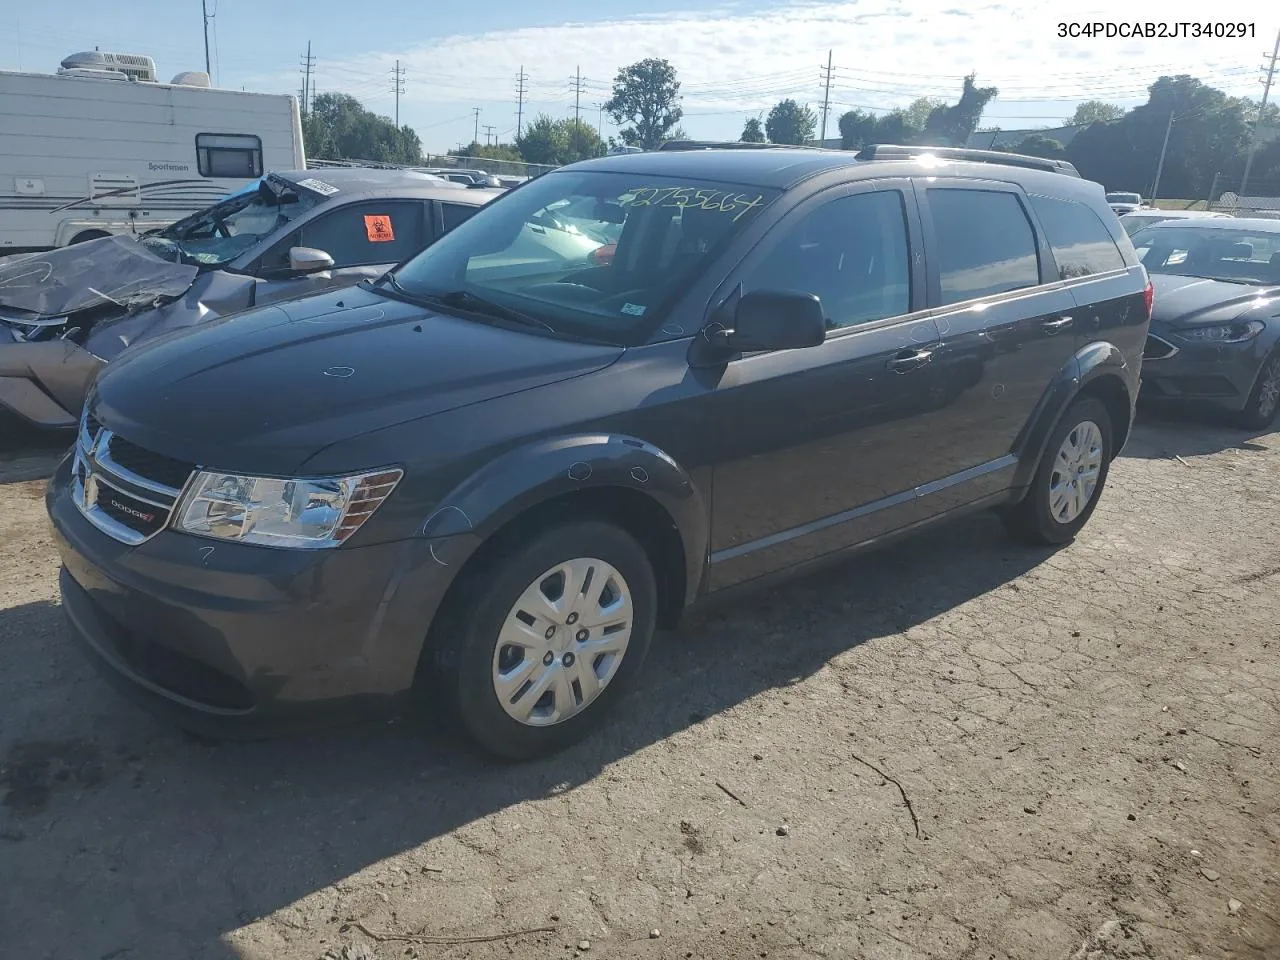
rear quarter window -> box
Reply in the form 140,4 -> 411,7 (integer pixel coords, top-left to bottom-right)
925,188 -> 1041,306
1029,195 -> 1127,279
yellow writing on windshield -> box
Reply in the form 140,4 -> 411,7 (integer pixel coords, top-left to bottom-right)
621,186 -> 766,222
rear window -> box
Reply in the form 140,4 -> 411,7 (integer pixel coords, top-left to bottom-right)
1029,195 -> 1127,279
926,189 -> 1041,306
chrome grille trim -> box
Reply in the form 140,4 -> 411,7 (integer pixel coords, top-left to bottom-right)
72,411 -> 191,546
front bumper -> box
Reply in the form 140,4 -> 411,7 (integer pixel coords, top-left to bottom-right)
1139,326 -> 1271,412
47,453 -> 476,737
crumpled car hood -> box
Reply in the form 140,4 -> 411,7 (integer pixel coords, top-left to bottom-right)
0,234 -> 198,319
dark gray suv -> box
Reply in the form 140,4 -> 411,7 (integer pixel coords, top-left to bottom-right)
46,145 -> 1152,759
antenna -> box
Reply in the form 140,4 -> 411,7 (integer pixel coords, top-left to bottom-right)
201,0 -> 212,75
390,59 -> 406,126
515,66 -> 529,139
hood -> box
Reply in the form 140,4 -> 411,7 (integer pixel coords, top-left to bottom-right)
0,234 -> 198,319
91,284 -> 624,475
1149,274 -> 1280,329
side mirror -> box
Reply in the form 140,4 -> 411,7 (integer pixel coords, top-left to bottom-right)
727,290 -> 826,351
289,246 -> 335,273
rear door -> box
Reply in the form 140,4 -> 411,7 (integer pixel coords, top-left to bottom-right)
912,180 -> 1078,509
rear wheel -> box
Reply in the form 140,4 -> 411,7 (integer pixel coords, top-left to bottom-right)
428,521 -> 657,760
1235,349 -> 1280,431
1002,396 -> 1113,546
68,230 -> 111,245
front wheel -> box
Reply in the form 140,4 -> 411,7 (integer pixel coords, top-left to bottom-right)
1235,350 -> 1280,431
1001,396 -> 1114,546
429,521 -> 657,760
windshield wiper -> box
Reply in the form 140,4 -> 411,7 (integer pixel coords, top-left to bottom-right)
424,289 -> 557,333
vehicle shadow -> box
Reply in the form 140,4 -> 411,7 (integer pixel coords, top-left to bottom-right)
0,413 -> 70,482
1122,403 -> 1275,459
0,509 -> 1054,960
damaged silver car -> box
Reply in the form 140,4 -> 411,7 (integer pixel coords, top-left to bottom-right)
0,168 -> 500,429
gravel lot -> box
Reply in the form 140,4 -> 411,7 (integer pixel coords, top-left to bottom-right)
1,410 -> 1277,960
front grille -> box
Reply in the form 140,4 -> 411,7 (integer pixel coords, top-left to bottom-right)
1143,334 -> 1179,361
103,434 -> 195,490
74,408 -> 195,545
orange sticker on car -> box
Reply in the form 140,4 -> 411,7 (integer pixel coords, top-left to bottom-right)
364,214 -> 395,242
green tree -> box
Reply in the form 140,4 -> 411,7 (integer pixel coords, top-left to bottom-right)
1069,101 -> 1126,125
920,74 -> 999,146
604,58 -> 683,150
301,93 -> 422,164
741,117 -> 766,143
563,118 -> 606,162
1013,134 -> 1067,159
515,113 -> 568,165
765,99 -> 817,145
902,97 -> 945,130
449,142 -> 524,163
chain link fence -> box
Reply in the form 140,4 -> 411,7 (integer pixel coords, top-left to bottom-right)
307,155 -> 558,180
1207,174 -> 1280,219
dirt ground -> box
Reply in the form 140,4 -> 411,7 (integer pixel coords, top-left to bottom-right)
1,410 -> 1277,960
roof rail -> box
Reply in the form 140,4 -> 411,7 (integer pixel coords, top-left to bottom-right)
855,144 -> 1080,177
656,140 -> 816,152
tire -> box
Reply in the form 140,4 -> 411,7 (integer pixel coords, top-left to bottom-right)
427,521 -> 657,760
1234,349 -> 1280,431
1001,396 -> 1114,546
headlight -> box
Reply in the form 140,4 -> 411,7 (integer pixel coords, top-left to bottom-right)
175,467 -> 403,548
1179,320 -> 1264,344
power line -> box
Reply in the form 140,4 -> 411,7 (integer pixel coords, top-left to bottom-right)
515,66 -> 529,139
390,59 -> 406,126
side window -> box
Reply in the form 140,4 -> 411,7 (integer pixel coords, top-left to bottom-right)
927,189 -> 1040,305
195,134 -> 262,179
746,190 -> 911,331
296,201 -> 427,267
441,202 -> 480,232
1029,195 -> 1127,279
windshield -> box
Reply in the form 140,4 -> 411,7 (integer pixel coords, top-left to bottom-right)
1107,192 -> 1142,205
1132,226 -> 1280,284
387,169 -> 779,345
139,176 -> 321,268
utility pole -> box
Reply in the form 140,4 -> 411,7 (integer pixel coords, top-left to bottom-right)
515,66 -> 529,139
482,124 -> 496,146
472,107 -> 481,149
570,66 -> 585,127
299,42 -> 314,115
819,50 -> 833,146
390,59 -> 406,127
1152,109 -> 1175,202
1241,27 -> 1280,196
201,0 -> 211,76
595,102 -> 604,139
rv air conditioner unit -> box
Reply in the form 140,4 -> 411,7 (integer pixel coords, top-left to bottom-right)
59,51 -> 158,83
170,71 -> 212,87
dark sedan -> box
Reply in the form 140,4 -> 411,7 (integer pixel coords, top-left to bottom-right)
1133,218 -> 1280,428
0,169 -> 499,430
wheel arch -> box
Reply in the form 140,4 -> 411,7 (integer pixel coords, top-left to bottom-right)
1011,342 -> 1135,492
420,433 -> 708,630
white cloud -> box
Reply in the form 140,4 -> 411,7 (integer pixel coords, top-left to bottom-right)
247,0 -> 1274,147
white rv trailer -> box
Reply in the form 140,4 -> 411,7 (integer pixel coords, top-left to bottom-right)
0,51 -> 304,252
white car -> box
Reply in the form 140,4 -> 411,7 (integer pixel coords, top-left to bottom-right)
1118,209 -> 1231,236
1106,191 -> 1147,215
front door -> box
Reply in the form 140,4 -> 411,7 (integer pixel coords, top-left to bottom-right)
910,180 -> 1080,512
705,180 -> 954,590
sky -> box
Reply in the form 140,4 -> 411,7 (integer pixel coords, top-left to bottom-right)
4,1 -> 1277,157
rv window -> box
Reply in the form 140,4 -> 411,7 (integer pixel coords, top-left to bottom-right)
196,133 -> 264,179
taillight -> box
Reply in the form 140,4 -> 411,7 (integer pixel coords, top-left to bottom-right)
1143,279 -> 1154,318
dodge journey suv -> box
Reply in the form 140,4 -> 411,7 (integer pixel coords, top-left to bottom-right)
47,144 -> 1153,760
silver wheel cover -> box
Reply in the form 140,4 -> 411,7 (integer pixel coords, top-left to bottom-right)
492,557 -> 633,727
1257,356 -> 1280,421
1048,419 -> 1104,524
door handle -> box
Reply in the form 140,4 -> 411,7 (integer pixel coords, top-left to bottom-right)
886,348 -> 934,373
1041,316 -> 1073,333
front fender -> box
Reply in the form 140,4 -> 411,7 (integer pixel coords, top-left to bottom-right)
420,433 -> 709,607
1010,341 -> 1133,490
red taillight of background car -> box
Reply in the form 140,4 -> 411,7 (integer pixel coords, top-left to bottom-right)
593,243 -> 617,266
1143,278 -> 1153,317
